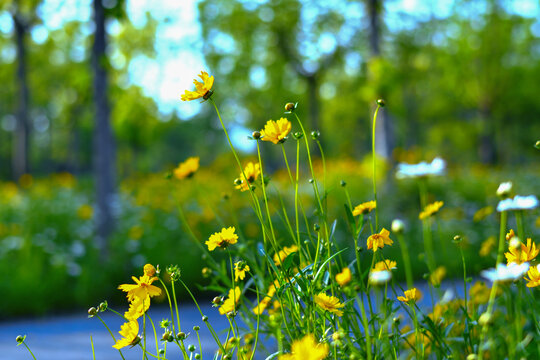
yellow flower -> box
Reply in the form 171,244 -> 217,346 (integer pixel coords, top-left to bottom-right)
279,334 -> 329,360
118,275 -> 162,303
429,266 -> 447,286
268,300 -> 282,315
219,286 -> 241,315
112,320 -> 140,349
367,228 -> 393,252
273,245 -> 299,266
479,236 -> 496,257
473,206 -> 493,222
235,162 -> 261,192
173,157 -> 200,180
234,261 -> 250,281
419,201 -> 444,220
129,225 -> 144,240
314,293 -> 345,316
506,229 -> 516,241
252,297 -> 271,315
124,296 -> 150,321
206,226 -> 238,251
373,260 -> 397,271
505,238 -> 539,264
352,201 -> 376,216
397,288 -> 422,303
525,265 -> 540,288
335,267 -> 352,286
180,71 -> 214,101
260,118 -> 292,144
143,264 -> 156,277
77,204 -> 93,220
469,281 -> 493,305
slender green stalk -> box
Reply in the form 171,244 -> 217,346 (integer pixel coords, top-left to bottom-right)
356,295 -> 372,360
20,341 -> 37,360
478,210 -> 508,360
371,104 -> 382,232
91,335 -> 96,360
397,232 -> 414,288
256,140 -> 277,243
96,314 -> 126,360
146,314 -> 160,359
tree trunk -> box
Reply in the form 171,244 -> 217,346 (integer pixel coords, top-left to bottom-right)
12,12 -> 30,179
92,0 -> 116,255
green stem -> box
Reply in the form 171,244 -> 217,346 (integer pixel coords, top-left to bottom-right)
96,314 -> 126,360
22,341 -> 37,360
397,233 -> 414,288
371,104 -> 382,232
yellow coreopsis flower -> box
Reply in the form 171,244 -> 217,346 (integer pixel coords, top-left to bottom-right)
279,334 -> 329,360
367,228 -> 393,252
234,261 -> 250,281
352,201 -> 376,216
143,264 -> 156,277
206,226 -> 238,251
261,118 -> 292,144
335,267 -> 352,286
419,201 -> 444,220
506,229 -> 516,241
235,162 -> 261,192
112,320 -> 140,349
473,206 -> 493,222
505,238 -> 539,265
118,275 -> 162,303
124,296 -> 150,321
525,265 -> 540,288
173,157 -> 200,180
429,266 -> 447,286
479,236 -> 496,257
219,286 -> 241,315
77,204 -> 93,220
181,71 -> 214,101
314,293 -> 345,316
397,288 -> 422,303
469,281 -> 492,305
373,260 -> 397,271
273,245 -> 299,266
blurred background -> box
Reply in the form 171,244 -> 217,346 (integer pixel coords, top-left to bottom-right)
0,0 -> 539,318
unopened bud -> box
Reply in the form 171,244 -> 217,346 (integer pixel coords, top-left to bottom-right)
467,355 -> 478,360
99,301 -> 108,312
293,131 -> 303,139
391,219 -> 404,234
16,335 -> 25,344
193,325 -> 200,331
202,315 -> 208,322
453,235 -> 462,244
234,178 -> 243,186
88,307 -> 97,317
479,312 -> 493,327
188,344 -> 196,352
284,102 -> 296,111
313,223 -> 320,232
340,180 -> 347,187
311,130 -> 320,139
177,332 -> 187,340
252,131 -> 261,139
376,99 -> 385,107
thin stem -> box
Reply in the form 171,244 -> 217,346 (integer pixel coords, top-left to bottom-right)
371,104 -> 382,232
22,341 -> 37,360
397,233 -> 414,288
96,314 -> 126,360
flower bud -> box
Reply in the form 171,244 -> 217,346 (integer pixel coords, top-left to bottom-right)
16,335 -> 25,344
284,102 -> 296,111
188,344 -> 196,352
308,178 -> 314,184
293,131 -> 303,139
195,354 -> 201,360
193,325 -> 200,331
226,311 -> 236,318
99,301 -> 108,312
177,332 -> 187,340
158,349 -> 165,355
311,130 -> 320,139
252,131 -> 261,140
212,296 -> 224,306
391,219 -> 405,234
479,312 -> 493,327
535,140 -> 540,149
201,267 -> 212,278
202,315 -> 208,322
452,235 -> 462,244
340,180 -> 347,187
313,223 -> 320,232
376,99 -> 385,107
161,331 -> 172,341
467,355 -> 478,360
234,178 -> 243,186
496,181 -> 512,198
88,307 -> 97,317
509,237 -> 521,251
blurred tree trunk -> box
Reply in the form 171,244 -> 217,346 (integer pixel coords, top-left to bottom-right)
367,0 -> 392,160
92,0 -> 116,256
12,10 -> 30,179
